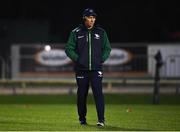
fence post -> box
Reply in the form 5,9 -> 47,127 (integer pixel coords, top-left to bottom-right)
107,81 -> 112,92
153,50 -> 163,104
0,56 -> 5,80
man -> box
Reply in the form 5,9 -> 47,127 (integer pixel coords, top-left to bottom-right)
65,8 -> 111,127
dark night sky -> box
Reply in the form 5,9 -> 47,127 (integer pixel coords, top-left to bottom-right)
0,0 -> 180,57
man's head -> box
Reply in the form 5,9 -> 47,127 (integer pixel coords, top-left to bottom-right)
82,8 -> 97,29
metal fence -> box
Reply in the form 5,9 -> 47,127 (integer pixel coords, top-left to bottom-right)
1,44 -> 180,95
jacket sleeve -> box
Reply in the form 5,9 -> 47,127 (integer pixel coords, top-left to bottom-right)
102,31 -> 111,62
65,31 -> 79,62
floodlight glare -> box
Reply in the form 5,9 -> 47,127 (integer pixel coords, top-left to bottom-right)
44,45 -> 51,51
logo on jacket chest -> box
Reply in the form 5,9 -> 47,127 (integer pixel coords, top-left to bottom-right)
94,34 -> 100,39
78,35 -> 84,39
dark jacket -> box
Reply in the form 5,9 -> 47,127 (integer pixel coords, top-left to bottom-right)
65,24 -> 111,71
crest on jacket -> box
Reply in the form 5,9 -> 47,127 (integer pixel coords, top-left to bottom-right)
94,34 -> 100,39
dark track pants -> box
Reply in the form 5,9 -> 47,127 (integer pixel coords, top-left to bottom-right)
76,71 -> 105,122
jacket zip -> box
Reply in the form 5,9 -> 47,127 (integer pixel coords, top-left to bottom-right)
88,31 -> 92,70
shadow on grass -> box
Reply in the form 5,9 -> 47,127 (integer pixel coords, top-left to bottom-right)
0,121 -> 148,131
86,124 -> 148,131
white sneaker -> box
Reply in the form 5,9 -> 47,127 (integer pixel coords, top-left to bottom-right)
97,122 -> 105,127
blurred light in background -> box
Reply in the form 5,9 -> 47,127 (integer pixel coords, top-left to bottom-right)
44,45 -> 51,52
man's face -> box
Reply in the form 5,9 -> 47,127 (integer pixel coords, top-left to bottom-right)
84,16 -> 96,29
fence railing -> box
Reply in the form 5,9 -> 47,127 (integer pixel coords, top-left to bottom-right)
0,78 -> 180,95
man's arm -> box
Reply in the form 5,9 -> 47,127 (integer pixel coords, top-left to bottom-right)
102,31 -> 111,62
65,31 -> 79,62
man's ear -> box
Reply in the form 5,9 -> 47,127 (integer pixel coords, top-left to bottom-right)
83,17 -> 87,22
83,16 -> 86,20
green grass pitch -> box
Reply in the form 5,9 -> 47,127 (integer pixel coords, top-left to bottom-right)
0,94 -> 180,131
